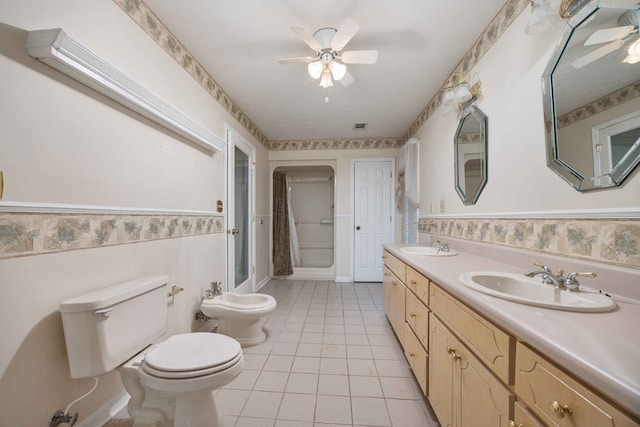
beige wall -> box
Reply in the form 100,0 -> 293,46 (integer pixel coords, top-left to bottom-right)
269,149 -> 399,281
0,0 -> 264,425
416,11 -> 640,215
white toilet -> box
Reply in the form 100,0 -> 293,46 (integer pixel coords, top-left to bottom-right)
200,292 -> 277,346
59,276 -> 243,427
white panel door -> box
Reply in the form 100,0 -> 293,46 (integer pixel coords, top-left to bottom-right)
227,127 -> 255,293
354,160 -> 393,282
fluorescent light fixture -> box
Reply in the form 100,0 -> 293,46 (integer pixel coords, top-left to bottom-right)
26,28 -> 225,152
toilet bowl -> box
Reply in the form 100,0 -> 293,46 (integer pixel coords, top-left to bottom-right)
200,292 -> 277,346
120,332 -> 243,427
59,276 -> 245,427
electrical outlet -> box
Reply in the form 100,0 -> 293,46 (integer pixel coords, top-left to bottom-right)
440,200 -> 446,213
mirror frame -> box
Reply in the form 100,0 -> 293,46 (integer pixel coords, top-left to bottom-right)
542,0 -> 640,191
455,105 -> 488,205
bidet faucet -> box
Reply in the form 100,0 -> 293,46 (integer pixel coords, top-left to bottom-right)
211,281 -> 223,297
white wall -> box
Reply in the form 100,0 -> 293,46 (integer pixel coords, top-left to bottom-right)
416,11 -> 640,215
269,149 -> 399,281
0,0 -> 264,424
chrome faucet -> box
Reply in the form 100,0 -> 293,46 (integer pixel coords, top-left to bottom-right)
524,263 -> 565,287
433,240 -> 450,253
211,281 -> 223,297
525,263 -> 597,291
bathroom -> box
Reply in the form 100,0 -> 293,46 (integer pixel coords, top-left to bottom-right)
1,0 -> 639,426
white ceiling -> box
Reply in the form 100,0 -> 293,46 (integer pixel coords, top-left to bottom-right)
144,0 -> 507,141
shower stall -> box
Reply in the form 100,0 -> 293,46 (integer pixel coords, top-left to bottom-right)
272,164 -> 335,279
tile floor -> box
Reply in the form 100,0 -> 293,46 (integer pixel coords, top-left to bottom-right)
105,280 -> 440,426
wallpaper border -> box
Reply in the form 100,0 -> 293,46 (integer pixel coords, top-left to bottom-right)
418,217 -> 640,269
0,212 -> 224,259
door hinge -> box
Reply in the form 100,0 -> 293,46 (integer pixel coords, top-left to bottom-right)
252,266 -> 255,274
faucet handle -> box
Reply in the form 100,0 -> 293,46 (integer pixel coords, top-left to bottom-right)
534,262 -> 552,273
564,272 -> 597,291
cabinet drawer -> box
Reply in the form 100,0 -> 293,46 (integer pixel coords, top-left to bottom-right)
430,283 -> 513,385
406,266 -> 429,305
404,322 -> 428,396
383,250 -> 406,284
405,290 -> 429,350
513,401 -> 546,427
515,342 -> 638,427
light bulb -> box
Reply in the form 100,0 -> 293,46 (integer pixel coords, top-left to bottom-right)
319,68 -> 334,88
329,61 -> 347,81
455,83 -> 472,104
525,0 -> 557,36
307,61 -> 323,79
623,38 -> 640,64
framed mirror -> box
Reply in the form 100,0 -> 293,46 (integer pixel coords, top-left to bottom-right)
455,105 -> 488,205
543,0 -> 640,191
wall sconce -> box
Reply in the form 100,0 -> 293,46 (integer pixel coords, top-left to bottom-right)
525,0 -> 559,35
441,73 -> 482,115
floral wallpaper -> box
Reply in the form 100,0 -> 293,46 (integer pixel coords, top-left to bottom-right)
557,81 -> 640,128
402,0 -> 529,142
418,218 -> 640,269
114,0 -> 530,151
0,213 -> 224,259
112,0 -> 269,147
267,138 -> 403,151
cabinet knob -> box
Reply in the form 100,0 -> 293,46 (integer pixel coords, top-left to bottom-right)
410,312 -> 417,318
446,346 -> 461,361
391,281 -> 397,287
551,401 -> 572,419
411,280 -> 417,285
508,421 -> 523,427
409,352 -> 416,358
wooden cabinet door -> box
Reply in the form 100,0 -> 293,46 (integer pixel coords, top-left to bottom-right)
429,313 -> 455,427
382,266 -> 392,315
457,339 -> 514,427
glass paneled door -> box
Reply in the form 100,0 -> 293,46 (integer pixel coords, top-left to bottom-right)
227,127 -> 254,292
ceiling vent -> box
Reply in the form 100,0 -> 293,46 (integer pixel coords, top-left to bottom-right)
353,122 -> 367,130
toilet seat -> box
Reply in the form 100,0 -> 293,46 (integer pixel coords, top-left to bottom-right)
142,332 -> 242,379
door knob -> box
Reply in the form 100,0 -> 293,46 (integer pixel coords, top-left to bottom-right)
228,228 -> 240,235
356,226 -> 361,230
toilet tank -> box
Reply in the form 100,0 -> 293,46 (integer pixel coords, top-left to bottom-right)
59,275 -> 168,379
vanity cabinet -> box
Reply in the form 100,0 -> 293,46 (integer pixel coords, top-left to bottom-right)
429,311 -> 513,427
515,342 -> 638,427
382,251 -> 406,340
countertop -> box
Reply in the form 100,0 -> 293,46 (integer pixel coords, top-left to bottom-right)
384,243 -> 640,420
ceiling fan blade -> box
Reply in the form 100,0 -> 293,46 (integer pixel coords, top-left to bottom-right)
572,39 -> 625,68
341,50 -> 378,64
290,25 -> 322,51
585,25 -> 635,46
278,56 -> 315,64
340,71 -> 354,87
331,18 -> 359,51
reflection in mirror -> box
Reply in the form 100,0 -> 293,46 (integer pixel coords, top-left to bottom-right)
455,106 -> 488,205
543,0 -> 640,191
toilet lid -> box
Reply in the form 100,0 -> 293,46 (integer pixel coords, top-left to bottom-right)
143,332 -> 241,373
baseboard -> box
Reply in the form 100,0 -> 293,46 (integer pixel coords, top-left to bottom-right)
76,392 -> 128,427
334,276 -> 353,283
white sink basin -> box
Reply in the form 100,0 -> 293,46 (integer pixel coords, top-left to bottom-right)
459,271 -> 616,312
400,246 -> 458,256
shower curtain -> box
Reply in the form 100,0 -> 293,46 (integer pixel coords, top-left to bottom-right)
273,172 -> 293,276
286,176 -> 302,267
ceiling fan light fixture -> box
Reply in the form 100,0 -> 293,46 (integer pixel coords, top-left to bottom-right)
319,68 -> 334,88
308,61 -> 323,79
329,61 -> 347,81
623,38 -> 640,64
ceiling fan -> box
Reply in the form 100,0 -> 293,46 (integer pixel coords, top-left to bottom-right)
572,9 -> 640,68
278,18 -> 378,88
